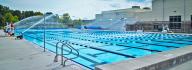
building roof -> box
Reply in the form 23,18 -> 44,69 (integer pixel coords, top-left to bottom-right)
102,8 -> 151,14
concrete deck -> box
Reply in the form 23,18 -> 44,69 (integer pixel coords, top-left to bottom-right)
0,37 -> 87,70
168,59 -> 192,70
0,30 -> 7,37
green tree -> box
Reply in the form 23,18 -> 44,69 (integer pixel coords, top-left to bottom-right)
0,16 -> 6,27
0,5 -> 10,15
23,11 -> 34,18
12,10 -> 22,20
34,12 -> 43,16
4,12 -> 14,23
0,4 -> 44,28
62,13 -> 72,24
143,7 -> 151,10
73,19 -> 84,25
12,16 -> 19,23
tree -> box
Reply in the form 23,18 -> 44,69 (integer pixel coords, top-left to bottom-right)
73,19 -> 84,25
34,12 -> 43,16
0,16 -> 6,26
0,5 -> 10,15
12,10 -> 22,20
62,13 -> 72,24
143,7 -> 151,10
23,11 -> 34,18
12,16 -> 19,23
4,12 -> 14,23
0,4 -> 44,28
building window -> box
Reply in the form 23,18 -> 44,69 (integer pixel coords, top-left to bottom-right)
191,15 -> 192,28
154,25 -> 159,29
169,16 -> 181,29
130,25 -> 134,30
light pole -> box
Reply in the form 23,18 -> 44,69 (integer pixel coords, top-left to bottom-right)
163,0 -> 165,22
162,0 -> 166,32
43,14 -> 46,52
56,14 -> 59,28
123,18 -> 127,32
184,0 -> 186,33
0,13 -> 2,25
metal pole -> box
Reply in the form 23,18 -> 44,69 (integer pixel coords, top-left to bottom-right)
43,14 -> 46,52
163,0 -> 165,21
124,18 -> 126,32
61,44 -> 64,65
0,13 -> 2,26
184,0 -> 186,33
56,14 -> 59,28
163,0 -> 165,30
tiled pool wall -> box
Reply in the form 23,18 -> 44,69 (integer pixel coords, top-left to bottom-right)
95,45 -> 192,70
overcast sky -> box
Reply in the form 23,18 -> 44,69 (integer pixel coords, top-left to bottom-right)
0,0 -> 152,19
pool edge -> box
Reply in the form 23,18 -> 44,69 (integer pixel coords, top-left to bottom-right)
95,45 -> 192,70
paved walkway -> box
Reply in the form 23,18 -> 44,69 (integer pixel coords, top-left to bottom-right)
168,59 -> 192,70
0,37 -> 87,70
0,30 -> 7,37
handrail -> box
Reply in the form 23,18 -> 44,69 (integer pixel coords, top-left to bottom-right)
54,41 -> 73,62
24,34 -> 90,69
54,40 -> 80,67
66,42 -> 79,59
62,41 -> 80,66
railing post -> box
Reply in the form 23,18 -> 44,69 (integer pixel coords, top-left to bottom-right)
54,41 -> 79,67
43,14 -> 46,52
61,43 -> 64,65
54,42 -> 59,62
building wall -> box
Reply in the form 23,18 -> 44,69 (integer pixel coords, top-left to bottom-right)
95,0 -> 192,22
136,11 -> 153,21
92,0 -> 192,33
126,0 -> 192,33
152,0 -> 192,21
93,8 -> 151,25
185,0 -> 192,21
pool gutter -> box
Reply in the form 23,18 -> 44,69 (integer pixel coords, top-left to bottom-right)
95,45 -> 192,70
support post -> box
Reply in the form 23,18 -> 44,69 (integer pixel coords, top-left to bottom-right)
43,14 -> 46,52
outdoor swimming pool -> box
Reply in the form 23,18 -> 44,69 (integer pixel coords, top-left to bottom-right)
16,29 -> 192,69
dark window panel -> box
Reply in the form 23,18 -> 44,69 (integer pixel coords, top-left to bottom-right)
191,15 -> 192,28
169,16 -> 181,29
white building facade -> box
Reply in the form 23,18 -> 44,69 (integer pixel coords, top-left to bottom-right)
152,0 -> 192,21
129,0 -> 192,33
89,6 -> 151,31
91,0 -> 192,33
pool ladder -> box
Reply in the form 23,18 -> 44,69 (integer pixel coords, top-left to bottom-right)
54,41 -> 79,67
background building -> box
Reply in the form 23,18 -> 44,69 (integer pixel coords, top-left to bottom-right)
88,6 -> 151,31
128,0 -> 192,33
90,0 -> 192,33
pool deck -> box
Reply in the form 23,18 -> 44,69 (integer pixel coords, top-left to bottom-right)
0,37 -> 87,70
168,59 -> 192,70
0,30 -> 7,37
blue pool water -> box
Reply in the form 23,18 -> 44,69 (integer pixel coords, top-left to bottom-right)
16,29 -> 192,69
